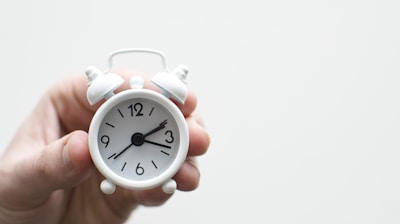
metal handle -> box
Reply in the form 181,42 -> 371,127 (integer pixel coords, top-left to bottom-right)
105,48 -> 170,73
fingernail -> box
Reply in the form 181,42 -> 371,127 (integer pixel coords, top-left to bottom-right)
62,144 -> 73,169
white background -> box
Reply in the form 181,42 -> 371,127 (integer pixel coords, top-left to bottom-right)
1,0 -> 400,223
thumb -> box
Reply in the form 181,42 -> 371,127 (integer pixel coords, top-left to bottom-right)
14,131 -> 93,206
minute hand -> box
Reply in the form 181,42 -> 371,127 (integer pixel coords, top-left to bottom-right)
143,119 -> 167,138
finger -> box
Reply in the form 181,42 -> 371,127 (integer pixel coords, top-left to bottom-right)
174,89 -> 197,117
174,157 -> 200,191
187,113 -> 211,156
50,74 -> 97,132
14,131 -> 93,206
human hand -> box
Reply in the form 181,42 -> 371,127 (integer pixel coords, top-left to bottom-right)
0,71 -> 210,224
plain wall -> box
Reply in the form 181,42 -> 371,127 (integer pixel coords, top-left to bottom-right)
1,1 -> 400,223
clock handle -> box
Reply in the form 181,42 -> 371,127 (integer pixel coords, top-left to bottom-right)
162,179 -> 177,194
105,48 -> 170,73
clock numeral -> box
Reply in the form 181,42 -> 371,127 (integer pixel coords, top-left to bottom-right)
128,103 -> 144,117
165,130 -> 174,143
135,163 -> 145,175
101,135 -> 110,148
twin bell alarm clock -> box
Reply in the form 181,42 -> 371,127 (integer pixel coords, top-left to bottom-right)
85,48 -> 189,194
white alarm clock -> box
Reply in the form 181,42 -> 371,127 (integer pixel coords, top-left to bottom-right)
85,49 -> 189,194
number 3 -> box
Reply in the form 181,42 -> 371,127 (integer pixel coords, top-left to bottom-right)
165,130 -> 174,143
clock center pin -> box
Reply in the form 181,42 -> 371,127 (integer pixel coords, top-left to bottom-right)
132,133 -> 145,146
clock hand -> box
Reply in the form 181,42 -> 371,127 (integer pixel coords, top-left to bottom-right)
113,120 -> 169,159
143,119 -> 168,138
144,140 -> 172,149
113,142 -> 134,159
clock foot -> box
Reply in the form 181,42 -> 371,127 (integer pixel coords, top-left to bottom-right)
162,179 -> 177,194
100,179 -> 116,194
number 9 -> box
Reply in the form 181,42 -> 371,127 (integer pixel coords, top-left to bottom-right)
101,135 -> 110,148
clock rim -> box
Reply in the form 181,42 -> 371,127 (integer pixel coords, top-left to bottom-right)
88,88 -> 189,190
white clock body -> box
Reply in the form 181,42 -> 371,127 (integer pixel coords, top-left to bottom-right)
85,48 -> 189,194
88,87 -> 189,193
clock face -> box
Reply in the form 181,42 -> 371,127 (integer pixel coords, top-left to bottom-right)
89,90 -> 188,187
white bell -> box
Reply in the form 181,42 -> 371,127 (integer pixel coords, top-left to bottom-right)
152,65 -> 189,104
85,66 -> 124,105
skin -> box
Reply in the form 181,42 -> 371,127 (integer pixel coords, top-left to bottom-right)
0,71 -> 210,224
